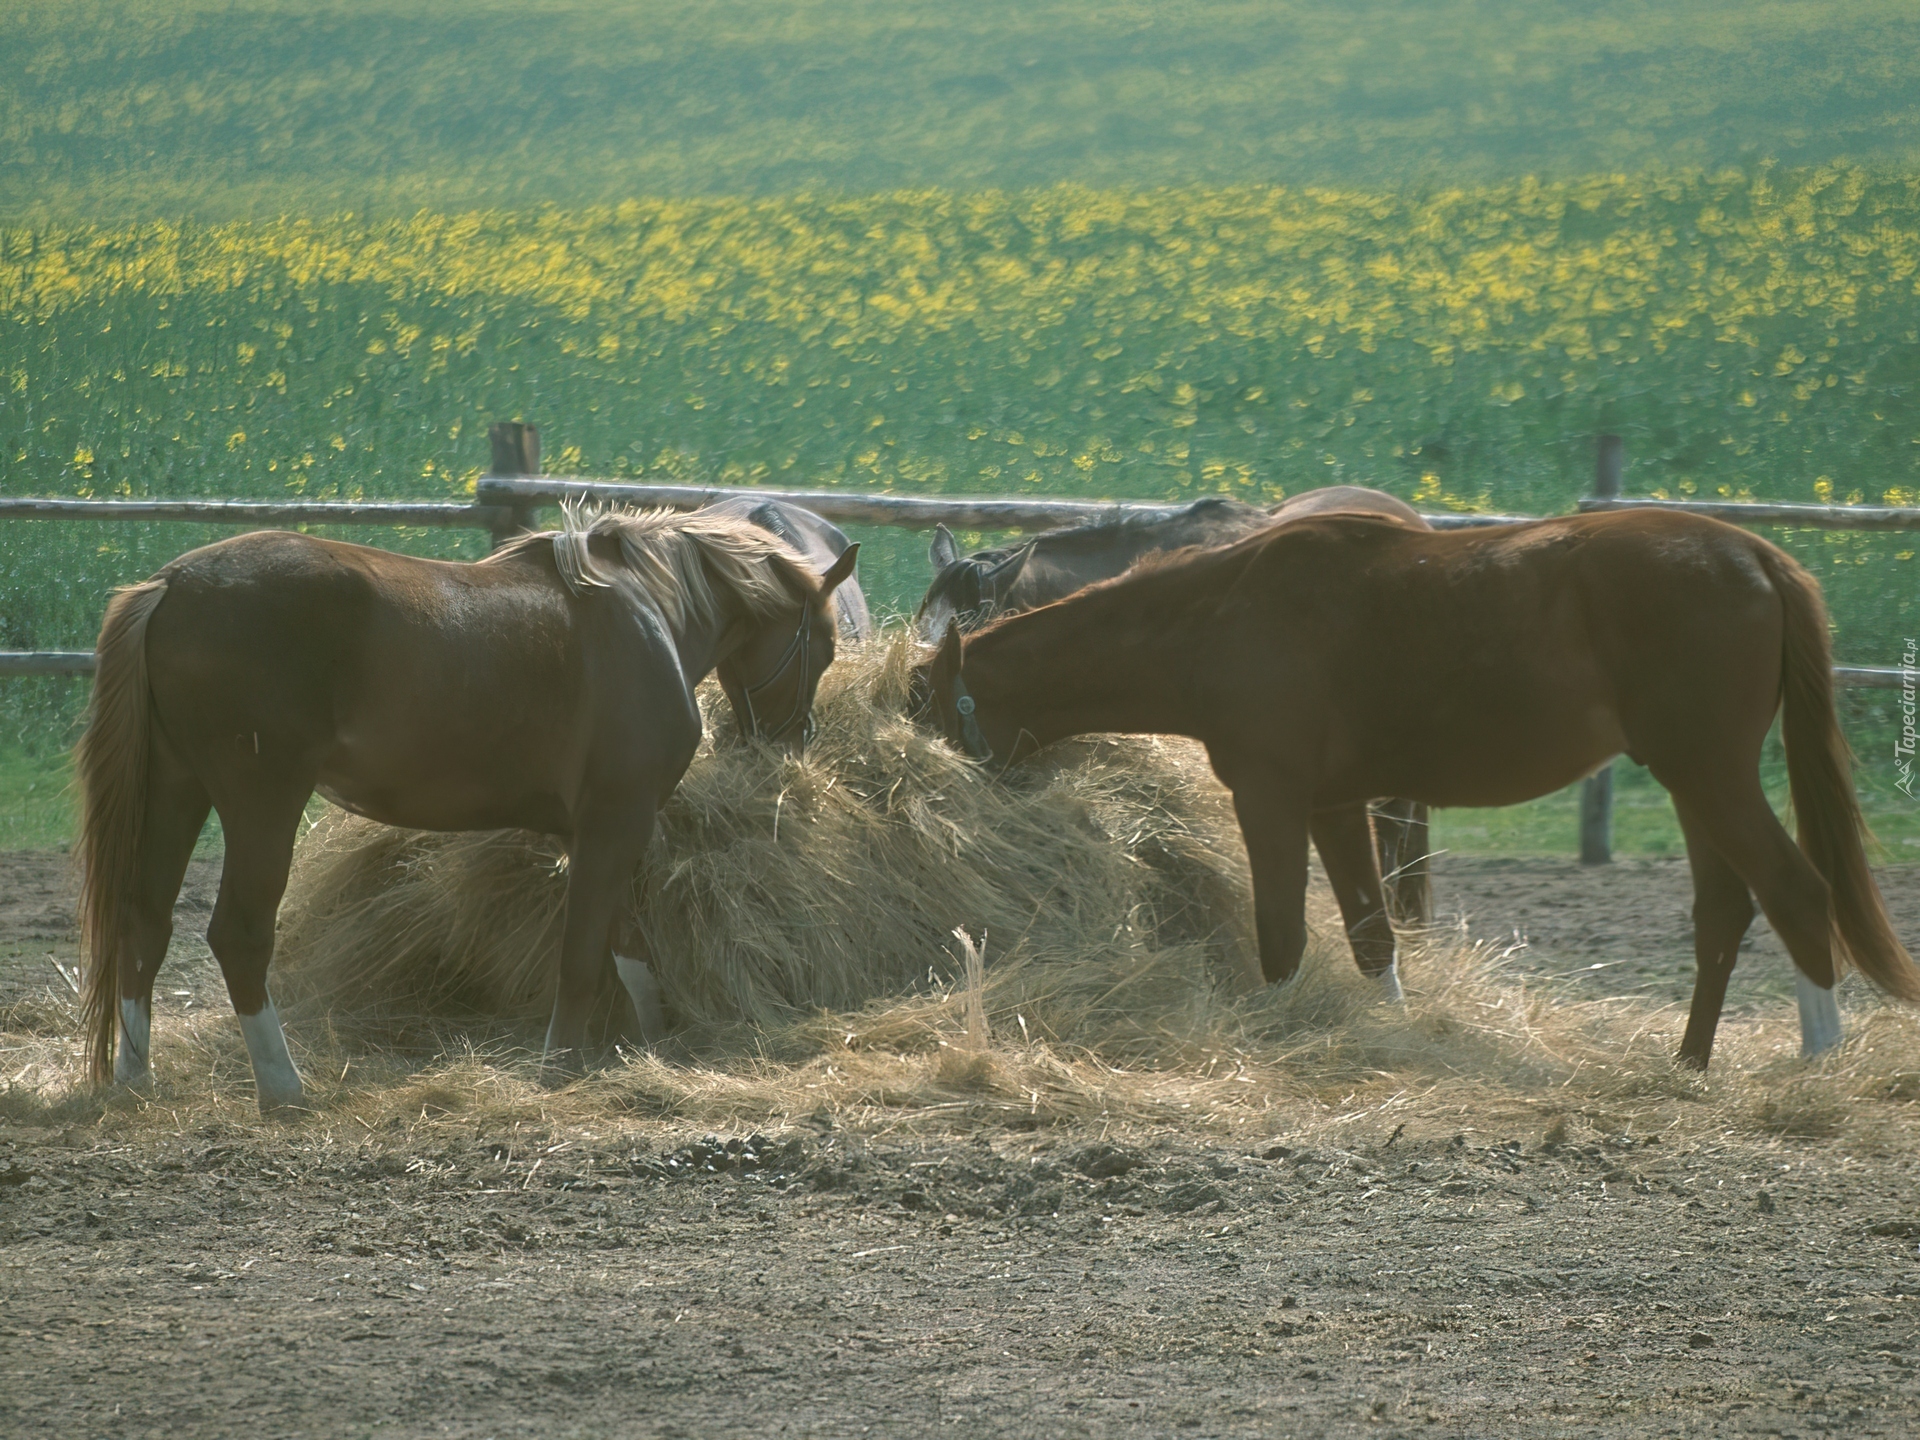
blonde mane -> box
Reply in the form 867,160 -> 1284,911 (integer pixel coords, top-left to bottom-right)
497,505 -> 819,638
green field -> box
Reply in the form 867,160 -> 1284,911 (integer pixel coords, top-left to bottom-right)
2,2 -> 1916,854
6,173 -> 1916,651
5,0 -> 1920,218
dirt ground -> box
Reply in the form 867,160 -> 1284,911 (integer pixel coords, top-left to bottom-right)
4,847 -> 1920,1439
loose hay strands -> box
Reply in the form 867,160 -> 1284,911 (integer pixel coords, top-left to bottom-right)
9,633 -> 1919,1155
272,635 -> 1260,1058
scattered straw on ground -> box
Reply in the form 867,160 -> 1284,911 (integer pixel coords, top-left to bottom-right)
5,634 -> 1917,1157
271,635 -> 1259,1051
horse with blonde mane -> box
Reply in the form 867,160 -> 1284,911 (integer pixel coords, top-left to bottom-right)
76,507 -> 858,1110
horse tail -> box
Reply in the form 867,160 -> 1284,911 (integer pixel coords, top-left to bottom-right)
1760,545 -> 1920,1001
76,578 -> 171,1083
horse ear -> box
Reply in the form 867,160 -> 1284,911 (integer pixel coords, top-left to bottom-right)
929,524 -> 960,570
985,544 -> 1030,589
934,617 -> 965,688
817,543 -> 859,597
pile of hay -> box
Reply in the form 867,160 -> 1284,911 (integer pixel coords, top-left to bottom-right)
22,629 -> 1917,1140
274,635 -> 1261,1056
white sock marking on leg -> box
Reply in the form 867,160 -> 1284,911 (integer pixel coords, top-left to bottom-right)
1795,972 -> 1844,1058
1372,960 -> 1405,1005
115,997 -> 151,1088
615,953 -> 666,1045
237,999 -> 305,1110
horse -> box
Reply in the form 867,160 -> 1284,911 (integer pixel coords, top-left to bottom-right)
916,494 -> 1270,642
74,507 -> 858,1111
915,486 -> 1436,930
706,495 -> 873,643
921,508 -> 1919,1068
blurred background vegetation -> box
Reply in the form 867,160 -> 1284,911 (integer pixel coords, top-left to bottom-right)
6,0 -> 1920,215
2,1 -> 1915,856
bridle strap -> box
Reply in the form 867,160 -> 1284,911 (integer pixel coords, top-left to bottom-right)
966,561 -> 999,629
962,545 -> 1029,629
950,672 -> 993,762
739,608 -> 816,746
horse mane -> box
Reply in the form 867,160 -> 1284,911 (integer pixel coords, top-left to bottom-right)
963,507 -> 1417,641
493,505 -> 819,636
1013,495 -> 1261,551
1119,507 -> 1420,579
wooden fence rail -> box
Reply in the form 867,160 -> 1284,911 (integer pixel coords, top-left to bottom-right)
5,427 -> 1916,863
1578,496 -> 1920,530
0,497 -> 507,528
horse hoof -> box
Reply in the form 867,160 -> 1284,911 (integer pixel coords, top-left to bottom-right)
614,954 -> 668,1046
1370,963 -> 1406,1004
256,1091 -> 308,1118
540,1051 -> 588,1087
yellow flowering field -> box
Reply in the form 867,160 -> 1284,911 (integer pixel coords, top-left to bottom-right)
2,166 -> 1917,770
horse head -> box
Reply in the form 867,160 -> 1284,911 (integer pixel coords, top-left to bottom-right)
919,618 -> 998,763
914,525 -> 1030,644
716,544 -> 859,755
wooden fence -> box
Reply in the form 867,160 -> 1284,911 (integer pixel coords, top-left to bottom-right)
4,424 -> 1915,860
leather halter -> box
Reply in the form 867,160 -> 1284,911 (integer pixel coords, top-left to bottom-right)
936,544 -> 1029,634
950,671 -> 993,763
738,607 -> 818,747
958,560 -> 1000,630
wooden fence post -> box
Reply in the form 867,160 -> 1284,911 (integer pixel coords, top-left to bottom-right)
1579,765 -> 1614,865
1580,433 -> 1623,864
486,421 -> 541,548
1593,433 -> 1625,501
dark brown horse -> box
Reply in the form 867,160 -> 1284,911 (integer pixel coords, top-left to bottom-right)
923,508 -> 1918,1068
76,508 -> 858,1110
917,486 -> 1435,932
706,495 -> 873,643
916,495 -> 1271,642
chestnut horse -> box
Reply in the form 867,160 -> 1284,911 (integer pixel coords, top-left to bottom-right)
76,508 -> 857,1110
916,486 -> 1436,929
923,508 -> 1918,1068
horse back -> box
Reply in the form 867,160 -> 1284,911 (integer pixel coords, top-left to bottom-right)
1012,489 -> 1421,611
1268,484 -> 1427,530
1216,510 -> 1785,801
706,497 -> 871,639
139,530 -> 696,831
1007,496 -> 1269,609
1235,508 -> 1776,666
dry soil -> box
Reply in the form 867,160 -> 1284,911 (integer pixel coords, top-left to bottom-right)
3,848 -> 1919,1439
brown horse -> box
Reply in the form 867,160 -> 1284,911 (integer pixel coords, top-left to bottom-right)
917,486 -> 1436,932
923,508 -> 1918,1068
76,508 -> 858,1110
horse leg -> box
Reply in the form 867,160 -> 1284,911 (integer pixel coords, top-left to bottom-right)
1672,805 -> 1757,1070
612,913 -> 667,1048
204,785 -> 311,1112
1310,802 -> 1402,1001
115,743 -> 212,1089
545,805 -> 656,1068
1369,798 -> 1433,928
1230,782 -> 1313,986
1665,778 -> 1842,1062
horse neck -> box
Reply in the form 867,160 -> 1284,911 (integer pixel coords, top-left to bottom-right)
665,587 -> 757,684
968,567 -> 1214,744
